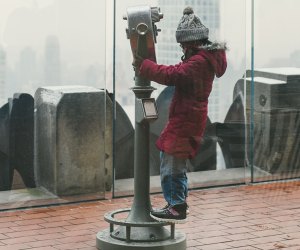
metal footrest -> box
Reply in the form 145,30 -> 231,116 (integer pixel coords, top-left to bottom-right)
104,208 -> 176,243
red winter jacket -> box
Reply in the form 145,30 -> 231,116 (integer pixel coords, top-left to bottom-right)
139,43 -> 227,159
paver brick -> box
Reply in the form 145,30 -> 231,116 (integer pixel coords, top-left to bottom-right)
62,229 -> 93,237
0,235 -> 7,241
38,221 -> 72,228
251,235 -> 286,244
15,218 -> 47,226
1,235 -> 36,245
52,242 -> 90,250
30,247 -> 57,250
197,243 -> 232,250
34,233 -> 66,241
19,213 -> 50,220
198,236 -> 231,245
0,243 -> 31,250
3,230 -> 38,238
27,239 -> 60,248
10,224 -> 44,232
225,238 -> 258,248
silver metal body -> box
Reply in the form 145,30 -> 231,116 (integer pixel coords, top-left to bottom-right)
125,6 -> 163,62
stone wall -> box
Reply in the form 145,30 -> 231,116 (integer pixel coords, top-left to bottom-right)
35,86 -> 109,196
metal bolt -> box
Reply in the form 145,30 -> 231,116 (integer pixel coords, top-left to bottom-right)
149,234 -> 156,240
136,23 -> 148,35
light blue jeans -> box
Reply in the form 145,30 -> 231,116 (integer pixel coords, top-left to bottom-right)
160,151 -> 188,206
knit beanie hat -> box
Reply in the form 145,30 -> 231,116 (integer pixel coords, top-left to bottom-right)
176,7 -> 209,43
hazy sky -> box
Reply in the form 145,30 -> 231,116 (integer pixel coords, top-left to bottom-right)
254,0 -> 300,66
0,0 -> 106,67
1,0 -> 300,68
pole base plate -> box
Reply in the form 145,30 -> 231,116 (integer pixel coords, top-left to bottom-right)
96,229 -> 186,250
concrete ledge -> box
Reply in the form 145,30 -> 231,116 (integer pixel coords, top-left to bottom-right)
34,86 -> 107,196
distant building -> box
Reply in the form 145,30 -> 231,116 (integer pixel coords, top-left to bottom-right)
44,36 -> 61,85
157,0 -> 221,122
17,47 -> 37,88
85,64 -> 100,87
0,46 -> 6,105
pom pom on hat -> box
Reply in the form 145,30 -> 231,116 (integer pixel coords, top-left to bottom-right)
183,6 -> 194,15
176,6 -> 209,43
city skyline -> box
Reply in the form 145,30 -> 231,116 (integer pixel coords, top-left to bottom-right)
1,0 -> 300,65
0,0 -> 300,107
0,35 -> 105,106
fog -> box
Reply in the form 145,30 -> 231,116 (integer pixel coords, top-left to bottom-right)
1,0 -> 106,67
0,0 -> 300,104
1,0 -> 300,65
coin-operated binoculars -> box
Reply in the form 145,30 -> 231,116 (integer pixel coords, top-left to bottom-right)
96,5 -> 186,250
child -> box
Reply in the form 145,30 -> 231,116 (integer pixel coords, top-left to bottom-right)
134,6 -> 227,223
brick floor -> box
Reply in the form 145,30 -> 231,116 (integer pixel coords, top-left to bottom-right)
1,181 -> 300,249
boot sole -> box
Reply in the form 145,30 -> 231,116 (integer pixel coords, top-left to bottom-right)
150,213 -> 187,224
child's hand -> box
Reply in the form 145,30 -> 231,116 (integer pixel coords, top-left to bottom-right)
132,53 -> 144,69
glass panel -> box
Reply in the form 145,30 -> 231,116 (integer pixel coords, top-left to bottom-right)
113,0 -> 247,197
0,0 -> 106,210
251,0 -> 300,182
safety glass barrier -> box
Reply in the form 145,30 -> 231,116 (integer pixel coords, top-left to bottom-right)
0,0 -> 107,210
112,0 -> 248,197
249,0 -> 300,183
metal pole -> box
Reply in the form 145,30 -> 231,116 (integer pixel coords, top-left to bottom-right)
112,0 -> 117,198
250,0 -> 255,183
126,33 -> 152,222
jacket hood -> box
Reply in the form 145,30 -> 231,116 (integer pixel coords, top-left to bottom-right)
198,42 -> 227,78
